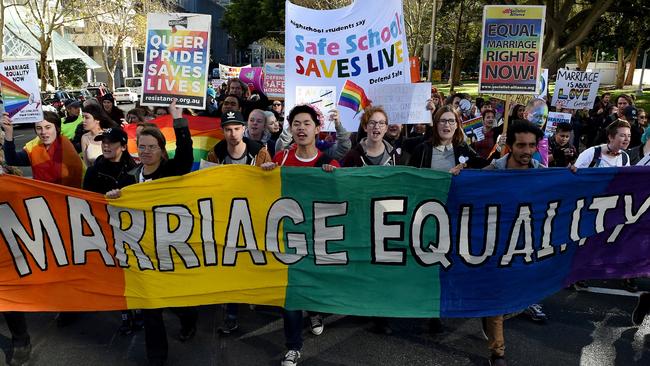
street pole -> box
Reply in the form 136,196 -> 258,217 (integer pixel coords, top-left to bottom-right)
636,49 -> 648,96
594,48 -> 599,70
427,0 -> 438,81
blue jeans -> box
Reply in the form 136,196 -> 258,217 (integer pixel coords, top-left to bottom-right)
283,309 -> 303,351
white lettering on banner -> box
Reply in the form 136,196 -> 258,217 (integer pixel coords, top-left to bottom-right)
2,193 -> 649,276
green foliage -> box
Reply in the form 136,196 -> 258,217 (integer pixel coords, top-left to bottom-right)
56,59 -> 86,88
221,0 -> 284,50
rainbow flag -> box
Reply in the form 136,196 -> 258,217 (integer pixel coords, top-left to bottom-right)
124,115 -> 223,171
0,74 -> 31,117
338,80 -> 370,113
2,166 -> 650,316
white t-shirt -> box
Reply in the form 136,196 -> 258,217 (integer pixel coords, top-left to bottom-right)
574,145 -> 630,168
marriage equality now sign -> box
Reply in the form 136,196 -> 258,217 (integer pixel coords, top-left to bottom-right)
285,0 -> 411,131
1,167 -> 649,317
478,5 -> 545,94
0,59 -> 42,124
141,13 -> 211,109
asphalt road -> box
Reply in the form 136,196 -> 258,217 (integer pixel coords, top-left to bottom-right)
1,281 -> 649,366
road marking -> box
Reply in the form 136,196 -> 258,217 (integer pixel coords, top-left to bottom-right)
237,313 -> 347,341
581,286 -> 641,298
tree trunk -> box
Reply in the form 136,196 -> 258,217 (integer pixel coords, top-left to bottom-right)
624,44 -> 641,86
448,0 -> 465,90
40,39 -> 50,91
101,46 -> 116,91
575,46 -> 593,71
615,47 -> 629,89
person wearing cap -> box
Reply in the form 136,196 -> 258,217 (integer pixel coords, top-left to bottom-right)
83,127 -> 137,194
206,110 -> 272,166
620,105 -> 643,148
61,99 -> 83,139
102,93 -> 125,123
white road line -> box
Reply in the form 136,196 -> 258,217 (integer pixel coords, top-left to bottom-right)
582,287 -> 641,298
237,314 -> 347,341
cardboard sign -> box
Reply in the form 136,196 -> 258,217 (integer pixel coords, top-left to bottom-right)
141,13 -> 212,109
545,112 -> 572,137
0,59 -> 42,124
478,5 -> 546,94
551,69 -> 601,110
264,62 -> 285,99
367,83 -> 432,125
462,117 -> 485,142
219,64 -> 250,79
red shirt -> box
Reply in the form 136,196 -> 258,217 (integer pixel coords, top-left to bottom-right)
273,148 -> 340,167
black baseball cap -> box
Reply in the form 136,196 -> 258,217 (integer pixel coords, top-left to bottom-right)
94,128 -> 128,145
65,99 -> 81,108
624,106 -> 638,124
221,111 -> 246,127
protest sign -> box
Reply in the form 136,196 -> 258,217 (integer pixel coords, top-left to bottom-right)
264,62 -> 285,99
239,67 -> 264,92
219,64 -> 250,79
462,116 -> 485,142
551,69 -> 601,109
295,86 -> 338,131
479,5 -> 545,94
0,60 -> 42,124
1,166 -> 649,317
367,83 -> 432,124
141,13 -> 211,109
545,111 -> 572,137
285,0 -> 411,131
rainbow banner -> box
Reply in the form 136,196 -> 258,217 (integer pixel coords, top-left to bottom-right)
0,60 -> 42,124
478,5 -> 545,94
1,166 -> 649,316
124,114 -> 223,171
141,13 -> 211,109
338,80 -> 370,114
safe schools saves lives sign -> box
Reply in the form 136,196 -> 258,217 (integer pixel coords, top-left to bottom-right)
479,5 -> 545,94
285,0 -> 411,131
142,13 -> 211,109
1,166 -> 650,317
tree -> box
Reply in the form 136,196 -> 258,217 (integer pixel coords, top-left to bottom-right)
56,58 -> 87,88
6,0 -> 84,90
80,0 -> 172,91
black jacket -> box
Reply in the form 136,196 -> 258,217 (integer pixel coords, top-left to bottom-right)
128,118 -> 194,181
208,137 -> 266,165
83,155 -> 137,194
408,140 -> 488,169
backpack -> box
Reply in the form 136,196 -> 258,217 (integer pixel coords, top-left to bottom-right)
589,146 -> 628,167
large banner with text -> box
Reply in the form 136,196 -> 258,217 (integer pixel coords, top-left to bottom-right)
1,167 -> 649,317
285,0 -> 412,131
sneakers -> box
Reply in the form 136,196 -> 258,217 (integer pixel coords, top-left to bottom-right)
119,311 -> 133,335
489,355 -> 507,366
632,292 -> 650,326
480,317 -> 489,340
178,326 -> 196,342
218,317 -> 239,335
523,304 -> 547,322
281,350 -> 301,366
309,314 -> 324,336
9,343 -> 31,366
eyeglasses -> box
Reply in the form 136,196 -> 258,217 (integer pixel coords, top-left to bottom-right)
438,119 -> 457,126
138,144 -> 160,152
272,103 -> 282,106
639,115 -> 647,119
367,120 -> 387,127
